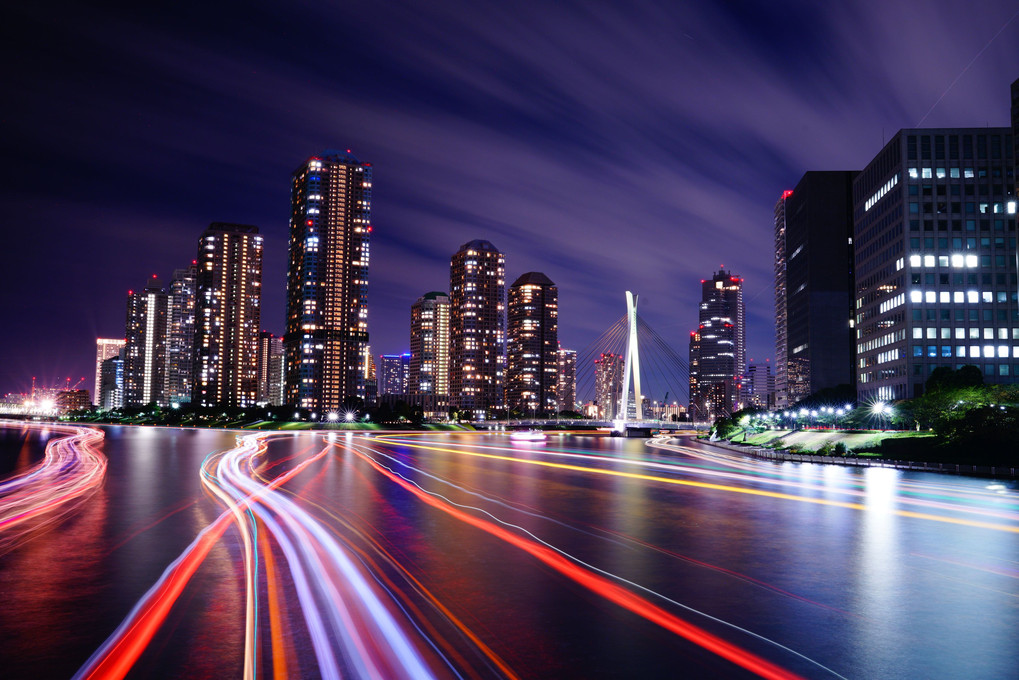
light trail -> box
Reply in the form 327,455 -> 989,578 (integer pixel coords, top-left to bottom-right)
0,421 -> 106,552
347,437 -> 813,680
375,434 -> 1019,533
77,433 -> 455,680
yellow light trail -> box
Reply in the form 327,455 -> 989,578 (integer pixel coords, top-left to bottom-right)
374,435 -> 1019,534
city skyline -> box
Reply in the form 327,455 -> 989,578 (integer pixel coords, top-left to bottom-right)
2,2 -> 1019,396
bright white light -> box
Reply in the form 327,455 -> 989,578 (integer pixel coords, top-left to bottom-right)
910,291 -> 922,303
327,412 -> 338,421
951,254 -> 964,268
345,411 -> 355,422
871,401 -> 886,415
923,255 -> 935,267
965,254 -> 978,268
909,255 -> 921,267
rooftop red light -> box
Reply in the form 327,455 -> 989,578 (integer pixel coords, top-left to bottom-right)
781,189 -> 794,199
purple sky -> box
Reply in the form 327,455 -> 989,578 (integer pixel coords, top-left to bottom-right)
1,1 -> 1017,397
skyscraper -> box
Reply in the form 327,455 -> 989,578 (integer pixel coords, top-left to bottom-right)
594,352 -> 623,420
192,222 -> 263,408
94,338 -> 125,407
688,269 -> 745,420
782,171 -> 858,403
506,272 -> 558,415
854,128 -> 1017,400
409,292 -> 450,398
773,190 -> 791,409
165,262 -> 197,405
257,331 -> 284,405
284,152 -> 372,412
124,276 -> 168,407
557,346 -> 577,413
449,240 -> 505,418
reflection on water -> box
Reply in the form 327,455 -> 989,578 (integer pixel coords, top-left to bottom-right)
0,425 -> 1015,679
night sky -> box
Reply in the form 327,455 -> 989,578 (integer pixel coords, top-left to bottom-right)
2,1 -> 1017,396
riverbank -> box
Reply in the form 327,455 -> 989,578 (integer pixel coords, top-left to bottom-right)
705,433 -> 1017,479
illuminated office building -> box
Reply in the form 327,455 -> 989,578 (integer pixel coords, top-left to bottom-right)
284,152 -> 372,411
449,240 -> 505,418
193,222 -> 263,407
379,353 -> 410,395
854,128 -> 1017,400
506,272 -> 558,415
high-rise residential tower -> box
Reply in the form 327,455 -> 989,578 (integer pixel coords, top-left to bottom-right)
854,128 -> 1017,401
192,222 -> 263,408
688,269 -> 745,420
782,171 -> 858,403
557,346 -> 577,413
124,276 -> 168,407
506,272 -> 558,415
449,240 -> 505,418
165,262 -> 197,405
284,152 -> 372,411
94,338 -> 125,407
409,292 -> 450,398
773,190 -> 791,408
257,331 -> 284,405
594,352 -> 623,420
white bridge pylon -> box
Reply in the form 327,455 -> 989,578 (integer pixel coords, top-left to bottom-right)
619,291 -> 642,422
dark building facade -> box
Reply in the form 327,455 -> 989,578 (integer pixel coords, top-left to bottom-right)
449,240 -> 506,418
193,223 -> 263,408
854,128 -> 1017,401
506,272 -> 559,415
773,190 -> 791,408
782,171 -> 858,403
284,152 -> 372,412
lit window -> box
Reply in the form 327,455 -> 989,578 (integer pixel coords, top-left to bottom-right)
965,254 -> 978,268
925,291 -> 936,303
924,255 -> 935,267
939,292 -> 950,303
910,290 -> 922,303
910,255 -> 922,267
950,254 -> 964,268
983,346 -> 994,358
953,292 -> 964,303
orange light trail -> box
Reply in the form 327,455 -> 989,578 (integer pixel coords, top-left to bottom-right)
350,440 -> 806,680
376,435 -> 1019,534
